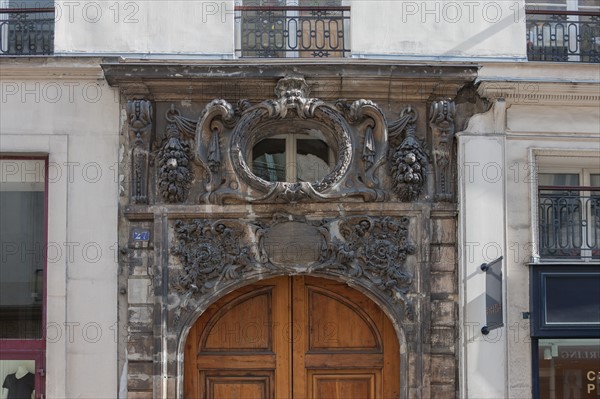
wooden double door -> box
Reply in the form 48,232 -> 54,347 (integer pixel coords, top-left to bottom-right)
184,276 -> 400,399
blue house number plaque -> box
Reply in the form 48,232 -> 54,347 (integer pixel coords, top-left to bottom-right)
132,229 -> 150,241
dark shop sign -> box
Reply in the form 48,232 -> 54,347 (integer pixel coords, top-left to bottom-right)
481,256 -> 503,335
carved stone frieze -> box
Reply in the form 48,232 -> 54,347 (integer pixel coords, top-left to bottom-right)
157,120 -> 193,203
388,106 -> 429,201
430,100 -> 456,201
127,99 -> 153,204
170,215 -> 415,323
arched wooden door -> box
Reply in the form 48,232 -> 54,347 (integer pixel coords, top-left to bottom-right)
184,276 -> 400,399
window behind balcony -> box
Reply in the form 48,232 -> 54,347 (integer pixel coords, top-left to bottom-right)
236,0 -> 350,58
0,0 -> 54,55
538,172 -> 600,260
526,0 -> 600,62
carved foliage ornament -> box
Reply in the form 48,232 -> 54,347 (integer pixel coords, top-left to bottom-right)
157,114 -> 193,203
170,215 -> 415,322
388,106 -> 429,202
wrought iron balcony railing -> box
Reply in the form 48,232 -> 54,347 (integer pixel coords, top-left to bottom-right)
0,7 -> 54,56
235,5 -> 350,58
526,9 -> 600,63
539,186 -> 600,259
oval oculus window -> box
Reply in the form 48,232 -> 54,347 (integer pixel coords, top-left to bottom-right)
251,130 -> 335,183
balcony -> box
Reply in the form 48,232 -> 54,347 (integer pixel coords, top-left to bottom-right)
526,9 -> 600,62
235,5 -> 350,58
0,7 -> 54,56
538,186 -> 600,259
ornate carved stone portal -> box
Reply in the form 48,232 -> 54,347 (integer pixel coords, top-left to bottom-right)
115,71 -> 467,399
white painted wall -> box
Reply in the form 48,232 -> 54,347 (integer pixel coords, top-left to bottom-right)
54,0 -> 235,57
52,0 -> 526,60
351,0 -> 527,60
458,83 -> 600,398
458,131 -> 507,399
0,59 -> 120,399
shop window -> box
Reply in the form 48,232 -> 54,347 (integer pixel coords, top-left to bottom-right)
0,157 -> 47,399
252,132 -> 334,183
531,265 -> 600,398
537,338 -> 600,398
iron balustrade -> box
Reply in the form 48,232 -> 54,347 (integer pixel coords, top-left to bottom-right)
0,7 -> 54,56
236,5 -> 350,58
526,9 -> 600,63
538,186 -> 600,259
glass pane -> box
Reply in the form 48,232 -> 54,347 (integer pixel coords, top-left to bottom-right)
539,173 -> 580,187
579,0 -> 600,10
296,138 -> 330,182
544,274 -> 600,324
252,139 -> 286,182
0,359 -> 35,399
0,159 -> 45,339
538,338 -> 600,399
538,174 -> 583,258
525,0 -> 567,10
592,175 -> 600,258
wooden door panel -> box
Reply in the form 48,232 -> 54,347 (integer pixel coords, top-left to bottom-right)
185,279 -> 291,399
295,276 -> 400,399
307,288 -> 381,352
304,354 -> 383,369
204,371 -> 274,399
201,287 -> 273,352
196,354 -> 276,369
309,371 -> 379,399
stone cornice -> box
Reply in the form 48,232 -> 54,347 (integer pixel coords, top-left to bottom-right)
0,57 -> 106,80
101,61 -> 478,102
477,81 -> 600,107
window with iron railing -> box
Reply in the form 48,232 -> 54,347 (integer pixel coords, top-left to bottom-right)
0,1 -> 54,56
235,0 -> 350,58
538,173 -> 600,260
526,0 -> 600,62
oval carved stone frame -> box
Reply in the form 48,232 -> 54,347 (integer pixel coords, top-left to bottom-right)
230,102 -> 354,201
193,75 -> 390,203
